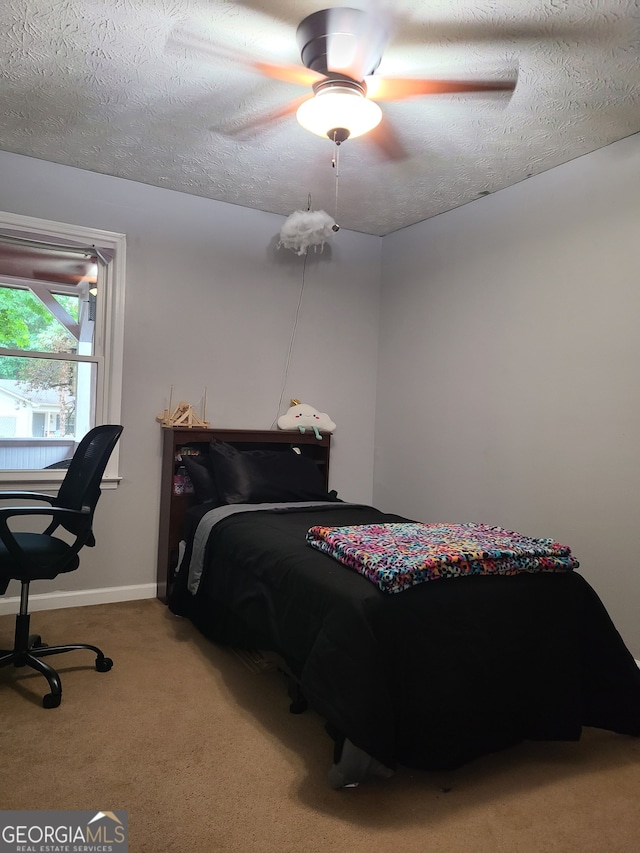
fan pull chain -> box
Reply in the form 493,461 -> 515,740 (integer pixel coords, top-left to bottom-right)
332,138 -> 341,231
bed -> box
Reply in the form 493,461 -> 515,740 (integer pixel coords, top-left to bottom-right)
162,428 -> 640,787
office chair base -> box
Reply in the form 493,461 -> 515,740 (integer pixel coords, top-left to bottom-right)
0,633 -> 113,708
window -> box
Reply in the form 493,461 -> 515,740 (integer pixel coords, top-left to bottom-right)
0,211 -> 126,488
0,416 -> 16,437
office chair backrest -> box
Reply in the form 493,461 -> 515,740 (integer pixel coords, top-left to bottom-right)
53,424 -> 123,540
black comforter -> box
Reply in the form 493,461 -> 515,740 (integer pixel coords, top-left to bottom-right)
169,503 -> 640,772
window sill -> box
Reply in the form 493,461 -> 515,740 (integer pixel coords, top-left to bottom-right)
0,471 -> 121,492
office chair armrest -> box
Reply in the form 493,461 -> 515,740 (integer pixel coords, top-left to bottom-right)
0,491 -> 56,504
0,505 -> 90,520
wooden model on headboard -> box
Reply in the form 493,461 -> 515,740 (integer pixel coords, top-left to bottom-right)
156,386 -> 210,428
156,427 -> 332,602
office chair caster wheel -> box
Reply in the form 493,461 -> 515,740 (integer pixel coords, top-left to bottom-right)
42,692 -> 61,709
95,656 -> 113,672
289,698 -> 308,714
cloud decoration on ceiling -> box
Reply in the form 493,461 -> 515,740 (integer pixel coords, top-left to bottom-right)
278,209 -> 337,256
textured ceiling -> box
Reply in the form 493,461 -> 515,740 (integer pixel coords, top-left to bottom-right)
1,0 -> 639,236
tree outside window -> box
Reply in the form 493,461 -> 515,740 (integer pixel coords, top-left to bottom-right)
0,285 -> 84,439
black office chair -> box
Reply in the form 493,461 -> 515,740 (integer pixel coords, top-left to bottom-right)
0,424 -> 123,708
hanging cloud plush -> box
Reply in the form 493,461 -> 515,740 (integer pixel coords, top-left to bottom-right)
278,402 -> 336,438
278,209 -> 337,256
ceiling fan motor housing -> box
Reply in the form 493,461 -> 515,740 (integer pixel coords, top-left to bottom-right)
296,7 -> 384,79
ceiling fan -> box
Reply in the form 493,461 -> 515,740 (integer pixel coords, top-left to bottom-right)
168,6 -> 519,161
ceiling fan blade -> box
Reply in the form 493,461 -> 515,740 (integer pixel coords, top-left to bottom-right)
229,0 -> 299,26
213,94 -> 312,139
167,27 -> 325,87
251,59 -> 325,88
365,75 -> 517,101
366,117 -> 408,162
392,18 -> 616,47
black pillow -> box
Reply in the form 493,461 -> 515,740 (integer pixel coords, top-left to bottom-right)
209,440 -> 336,504
181,454 -> 220,505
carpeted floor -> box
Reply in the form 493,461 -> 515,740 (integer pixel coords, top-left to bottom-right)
1,598 -> 640,852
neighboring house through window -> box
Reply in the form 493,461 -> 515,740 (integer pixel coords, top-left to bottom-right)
0,211 -> 125,487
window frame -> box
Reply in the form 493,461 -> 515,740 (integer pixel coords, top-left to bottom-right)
0,211 -> 126,490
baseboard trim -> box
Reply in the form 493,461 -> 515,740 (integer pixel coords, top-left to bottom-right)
0,583 -> 156,615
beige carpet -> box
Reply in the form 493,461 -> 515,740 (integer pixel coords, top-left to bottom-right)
1,598 -> 640,853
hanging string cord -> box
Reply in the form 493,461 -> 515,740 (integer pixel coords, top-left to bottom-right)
272,249 -> 309,428
332,139 -> 340,224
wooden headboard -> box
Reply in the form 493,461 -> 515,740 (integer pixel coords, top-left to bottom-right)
156,427 -> 332,602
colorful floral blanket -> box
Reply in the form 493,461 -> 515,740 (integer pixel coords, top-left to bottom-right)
305,521 -> 579,594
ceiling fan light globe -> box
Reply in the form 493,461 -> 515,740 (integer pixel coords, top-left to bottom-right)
296,87 -> 382,140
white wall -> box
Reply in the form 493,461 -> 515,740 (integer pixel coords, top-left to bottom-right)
376,132 -> 640,656
0,150 -> 381,600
